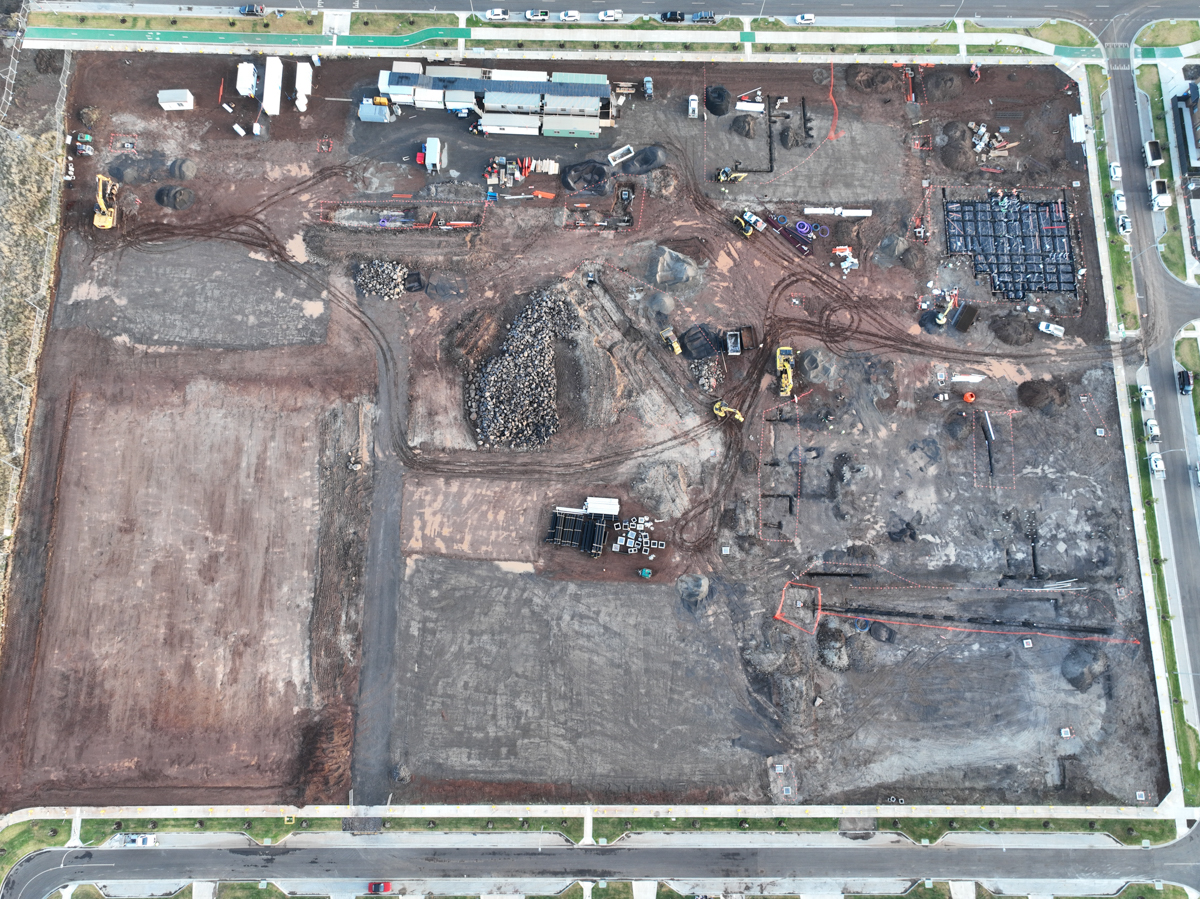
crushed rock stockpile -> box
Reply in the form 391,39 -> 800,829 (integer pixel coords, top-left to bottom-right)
466,288 -> 578,449
354,260 -> 421,300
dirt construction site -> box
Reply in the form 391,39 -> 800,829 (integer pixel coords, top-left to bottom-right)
0,50 -> 1168,810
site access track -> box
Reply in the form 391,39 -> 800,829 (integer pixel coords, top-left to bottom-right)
5,831 -> 1200,899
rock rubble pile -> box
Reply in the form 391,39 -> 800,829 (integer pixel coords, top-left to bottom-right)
466,288 -> 578,449
355,260 -> 414,300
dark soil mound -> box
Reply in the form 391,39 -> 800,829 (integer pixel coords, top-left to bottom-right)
620,145 -> 667,174
731,114 -> 757,139
990,314 -> 1036,346
1061,644 -> 1108,693
79,106 -> 101,127
924,70 -> 964,102
34,49 -> 63,74
847,65 -> 898,93
677,573 -> 710,612
779,124 -> 803,149
1184,64 -> 1200,81
942,120 -> 969,142
155,186 -> 195,210
940,142 -> 976,172
561,159 -> 614,195
812,66 -> 830,86
1018,377 -> 1071,412
944,412 -> 969,439
170,158 -> 198,181
706,85 -> 732,116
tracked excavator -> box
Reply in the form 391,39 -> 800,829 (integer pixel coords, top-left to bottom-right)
776,346 -> 794,397
712,400 -> 744,423
93,174 -> 118,230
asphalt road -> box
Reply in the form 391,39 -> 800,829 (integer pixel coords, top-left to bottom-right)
4,832 -> 1200,899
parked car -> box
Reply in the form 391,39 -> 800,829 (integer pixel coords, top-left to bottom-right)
1150,452 -> 1167,480
1146,418 -> 1161,442
1113,191 -> 1126,213
559,9 -> 579,20
75,144 -> 94,156
1117,214 -> 1131,235
1110,162 -> 1122,181
524,9 -> 549,20
643,76 -> 653,99
1037,321 -> 1065,338
1179,369 -> 1194,395
598,9 -> 623,21
688,94 -> 699,118
660,10 -> 685,21
124,835 -> 157,847
1141,385 -> 1156,411
692,10 -> 716,22
796,13 -> 815,24
76,132 -> 93,142
484,8 -> 509,19
367,885 -> 391,895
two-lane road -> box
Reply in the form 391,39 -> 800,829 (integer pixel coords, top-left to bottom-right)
4,834 -> 1200,899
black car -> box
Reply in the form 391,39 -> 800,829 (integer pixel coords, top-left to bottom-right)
1179,369 -> 1194,395
660,10 -> 685,21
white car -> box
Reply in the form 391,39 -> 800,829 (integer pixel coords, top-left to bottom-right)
484,8 -> 509,19
559,9 -> 579,20
124,835 -> 158,848
1038,321 -> 1065,338
688,94 -> 699,118
598,9 -> 623,21
1150,452 -> 1166,480
1146,418 -> 1161,442
1113,191 -> 1126,213
1117,214 -> 1131,236
1141,385 -> 1156,411
524,8 -> 549,20
1110,163 -> 1122,182
796,13 -> 815,24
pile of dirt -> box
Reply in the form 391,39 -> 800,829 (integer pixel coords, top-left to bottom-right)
799,346 -> 834,383
676,573 -> 710,612
79,106 -> 101,127
943,120 -> 970,142
924,70 -> 964,102
1184,64 -> 1200,81
465,286 -> 579,449
731,114 -> 757,139
847,65 -> 898,94
561,159 -> 614,196
990,314 -> 1037,346
688,356 -> 725,390
939,120 -> 976,172
646,246 -> 698,287
169,158 -> 197,181
631,460 -> 691,519
34,49 -> 62,75
816,619 -> 849,671
779,124 -> 803,149
1017,377 -> 1071,412
620,146 -> 668,175
154,185 -> 195,211
1061,644 -> 1109,693
706,85 -> 732,116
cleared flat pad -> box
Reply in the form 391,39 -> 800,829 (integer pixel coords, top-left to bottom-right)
21,379 -> 320,790
392,557 -> 771,792
54,232 -> 328,349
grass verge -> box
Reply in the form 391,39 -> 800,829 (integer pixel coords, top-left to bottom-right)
349,13 -> 458,32
964,19 -> 1097,46
888,816 -> 1175,845
28,11 -> 321,31
1136,64 -> 1189,282
466,38 -> 740,51
591,816 -> 838,843
750,18 -> 956,33
0,820 -> 71,882
1176,338 -> 1200,431
69,887 -> 193,899
1137,20 -> 1200,47
1086,66 -> 1140,329
384,817 -> 585,843
79,817 -> 342,847
1128,385 -> 1200,806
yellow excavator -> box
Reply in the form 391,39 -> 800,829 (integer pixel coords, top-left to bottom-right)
712,399 -> 744,423
93,174 -> 118,230
776,346 -> 794,397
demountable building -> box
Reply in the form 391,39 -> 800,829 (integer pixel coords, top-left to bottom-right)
294,61 -> 313,112
262,57 -> 283,117
235,62 -> 258,99
157,89 -> 194,111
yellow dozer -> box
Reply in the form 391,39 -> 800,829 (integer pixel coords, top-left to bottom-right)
776,347 -> 794,397
93,174 -> 118,230
712,399 -> 744,423
659,326 -> 682,355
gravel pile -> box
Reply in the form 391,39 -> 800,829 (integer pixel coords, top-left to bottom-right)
466,288 -> 578,449
355,260 -> 411,300
689,357 -> 726,390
